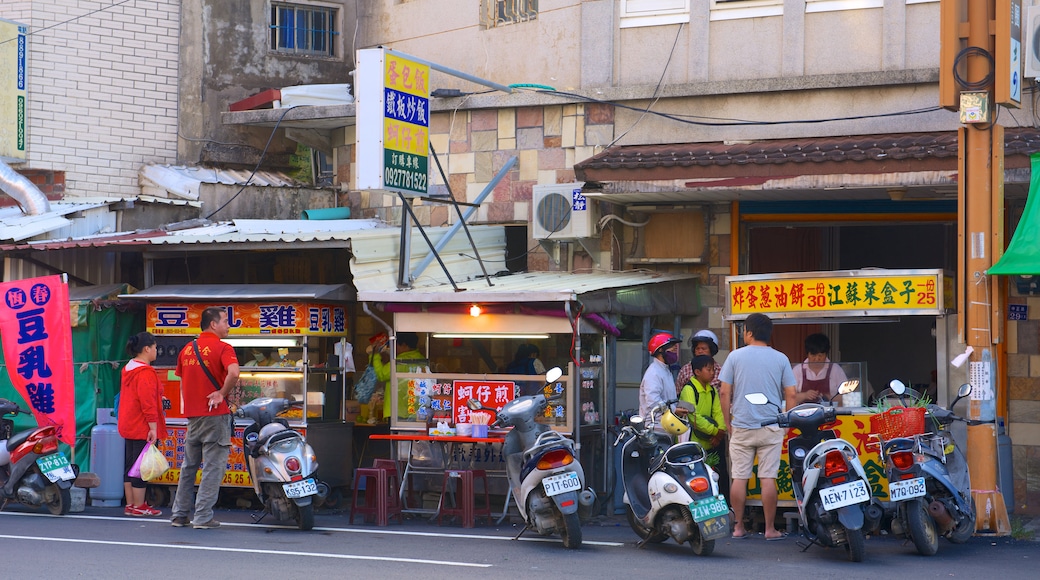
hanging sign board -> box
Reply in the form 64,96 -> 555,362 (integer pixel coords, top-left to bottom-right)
724,269 -> 946,320
356,47 -> 430,195
146,303 -> 347,336
0,19 -> 28,161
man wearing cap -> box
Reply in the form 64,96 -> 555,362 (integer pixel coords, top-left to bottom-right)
676,330 -> 722,395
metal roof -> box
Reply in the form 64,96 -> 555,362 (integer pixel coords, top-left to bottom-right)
121,283 -> 353,302
0,197 -> 123,242
356,270 -> 696,303
139,164 -> 304,200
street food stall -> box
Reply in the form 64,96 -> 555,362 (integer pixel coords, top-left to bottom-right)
723,269 -> 962,507
120,285 -> 355,503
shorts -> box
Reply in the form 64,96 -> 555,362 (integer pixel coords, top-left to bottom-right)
728,425 -> 784,480
124,438 -> 149,488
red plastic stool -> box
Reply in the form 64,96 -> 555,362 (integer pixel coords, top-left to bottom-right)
371,459 -> 404,510
437,469 -> 491,528
350,467 -> 403,526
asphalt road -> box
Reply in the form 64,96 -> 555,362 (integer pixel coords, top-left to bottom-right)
0,506 -> 1035,579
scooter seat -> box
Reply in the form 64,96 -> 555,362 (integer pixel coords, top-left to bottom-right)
5,429 -> 31,451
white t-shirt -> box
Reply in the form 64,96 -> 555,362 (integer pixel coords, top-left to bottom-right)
639,357 -> 675,420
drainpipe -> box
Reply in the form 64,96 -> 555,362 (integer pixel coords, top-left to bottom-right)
0,160 -> 51,215
566,300 -> 582,458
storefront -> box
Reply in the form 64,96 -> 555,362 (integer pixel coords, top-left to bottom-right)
357,270 -> 698,497
120,285 -> 355,502
723,268 -> 967,507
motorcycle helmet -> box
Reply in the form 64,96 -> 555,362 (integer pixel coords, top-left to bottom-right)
648,332 -> 681,356
660,408 -> 690,436
690,329 -> 719,356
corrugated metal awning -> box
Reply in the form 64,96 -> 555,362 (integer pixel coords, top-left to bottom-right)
120,283 -> 354,302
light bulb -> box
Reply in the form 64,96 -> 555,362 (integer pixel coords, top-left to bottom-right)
469,304 -> 481,317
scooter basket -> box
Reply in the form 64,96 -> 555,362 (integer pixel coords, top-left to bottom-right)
869,406 -> 926,439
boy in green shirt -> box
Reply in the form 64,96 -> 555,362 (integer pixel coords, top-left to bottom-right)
679,354 -> 729,498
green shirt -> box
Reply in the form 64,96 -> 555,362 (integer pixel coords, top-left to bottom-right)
678,376 -> 726,449
372,348 -> 426,419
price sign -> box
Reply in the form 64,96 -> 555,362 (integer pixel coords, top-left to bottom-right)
453,380 -> 515,424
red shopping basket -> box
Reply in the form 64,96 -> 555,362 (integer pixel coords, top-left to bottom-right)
869,406 -> 926,440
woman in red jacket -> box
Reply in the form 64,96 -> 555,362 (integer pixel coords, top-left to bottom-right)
117,332 -> 167,516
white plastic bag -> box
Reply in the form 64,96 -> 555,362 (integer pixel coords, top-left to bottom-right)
139,443 -> 170,482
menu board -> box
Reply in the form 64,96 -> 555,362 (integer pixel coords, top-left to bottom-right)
453,379 -> 516,424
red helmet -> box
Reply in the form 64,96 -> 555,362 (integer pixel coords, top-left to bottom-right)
648,332 -> 681,356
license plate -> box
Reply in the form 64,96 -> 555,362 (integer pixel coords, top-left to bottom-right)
283,478 -> 317,498
819,479 -> 870,511
690,494 -> 729,523
36,452 -> 76,483
542,471 -> 581,497
889,477 -> 927,501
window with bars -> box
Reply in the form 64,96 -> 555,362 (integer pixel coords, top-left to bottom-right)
480,0 -> 538,29
270,2 -> 338,57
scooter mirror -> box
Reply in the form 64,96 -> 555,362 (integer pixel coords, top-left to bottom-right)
888,379 -> 906,395
744,393 -> 769,405
466,398 -> 482,411
545,367 -> 564,383
837,380 -> 860,395
957,383 -> 972,398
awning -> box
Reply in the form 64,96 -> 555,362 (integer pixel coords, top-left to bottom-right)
119,284 -> 354,302
989,152 -> 1040,276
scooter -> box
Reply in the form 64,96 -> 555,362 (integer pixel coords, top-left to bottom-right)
236,397 -> 327,530
748,380 -> 883,562
873,380 -> 976,555
0,399 -> 76,514
466,367 -> 596,549
614,400 -> 730,556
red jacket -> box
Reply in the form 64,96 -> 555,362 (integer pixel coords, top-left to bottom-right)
117,360 -> 167,440
175,331 -> 238,417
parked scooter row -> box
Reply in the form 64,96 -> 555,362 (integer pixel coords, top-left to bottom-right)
0,398 -> 76,514
871,380 -> 977,555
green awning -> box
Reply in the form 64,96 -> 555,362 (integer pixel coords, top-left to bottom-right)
989,152 -> 1040,275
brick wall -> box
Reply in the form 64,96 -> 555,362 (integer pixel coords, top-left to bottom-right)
1007,295 -> 1040,516
0,1 -> 179,197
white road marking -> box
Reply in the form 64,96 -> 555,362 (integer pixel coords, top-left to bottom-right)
0,511 -> 626,546
0,534 -> 491,568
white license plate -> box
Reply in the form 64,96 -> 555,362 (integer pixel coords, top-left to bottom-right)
690,495 -> 729,523
819,479 -> 870,511
542,471 -> 581,497
283,478 -> 317,498
36,452 -> 76,483
889,477 -> 927,501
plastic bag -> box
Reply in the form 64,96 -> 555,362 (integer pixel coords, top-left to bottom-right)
139,443 -> 170,482
127,444 -> 147,479
354,365 -> 378,404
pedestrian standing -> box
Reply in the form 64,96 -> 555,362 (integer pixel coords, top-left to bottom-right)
170,307 -> 240,529
118,331 -> 166,517
719,313 -> 796,541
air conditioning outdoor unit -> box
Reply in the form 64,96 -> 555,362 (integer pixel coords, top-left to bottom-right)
531,182 -> 597,240
1025,4 -> 1040,79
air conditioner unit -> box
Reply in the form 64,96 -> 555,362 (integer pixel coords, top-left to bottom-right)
1026,4 -> 1040,79
531,182 -> 597,240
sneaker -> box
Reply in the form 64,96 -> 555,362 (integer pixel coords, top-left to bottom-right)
124,504 -> 137,516
192,519 -> 221,529
133,504 -> 162,517
171,516 -> 190,527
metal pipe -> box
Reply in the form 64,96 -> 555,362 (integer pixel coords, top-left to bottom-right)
0,160 -> 51,215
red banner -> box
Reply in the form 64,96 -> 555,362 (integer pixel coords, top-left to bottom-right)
0,275 -> 75,445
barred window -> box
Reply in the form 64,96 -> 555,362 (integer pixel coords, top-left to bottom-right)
270,2 -> 338,57
480,0 -> 538,29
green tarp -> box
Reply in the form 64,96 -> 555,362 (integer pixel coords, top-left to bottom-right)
0,284 -> 142,470
989,152 -> 1040,275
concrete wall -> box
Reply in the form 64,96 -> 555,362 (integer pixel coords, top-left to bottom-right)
0,0 -> 180,198
178,0 -> 355,167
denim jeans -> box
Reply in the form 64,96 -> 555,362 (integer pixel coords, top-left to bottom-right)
172,414 -> 231,524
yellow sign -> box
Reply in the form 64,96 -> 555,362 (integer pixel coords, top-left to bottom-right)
726,270 -> 944,318
0,19 -> 28,161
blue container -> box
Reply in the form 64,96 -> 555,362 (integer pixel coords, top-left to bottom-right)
90,411 -> 125,507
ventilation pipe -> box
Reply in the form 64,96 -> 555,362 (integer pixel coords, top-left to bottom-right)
0,159 -> 51,215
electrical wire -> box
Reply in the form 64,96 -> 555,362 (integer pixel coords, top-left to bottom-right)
0,0 -> 134,46
953,46 -> 995,91
204,106 -> 295,220
607,22 -> 684,148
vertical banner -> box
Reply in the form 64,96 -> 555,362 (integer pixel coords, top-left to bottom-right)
0,275 -> 75,444
0,18 -> 29,161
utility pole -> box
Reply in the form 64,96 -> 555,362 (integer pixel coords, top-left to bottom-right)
940,0 -> 1014,535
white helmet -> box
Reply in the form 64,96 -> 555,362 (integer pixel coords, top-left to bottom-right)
690,329 -> 719,356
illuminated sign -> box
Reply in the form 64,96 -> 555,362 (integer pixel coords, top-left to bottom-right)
146,303 -> 347,336
356,48 -> 430,195
725,269 -> 945,319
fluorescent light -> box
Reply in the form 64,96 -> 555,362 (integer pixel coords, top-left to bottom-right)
431,333 -> 551,340
224,338 -> 300,348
